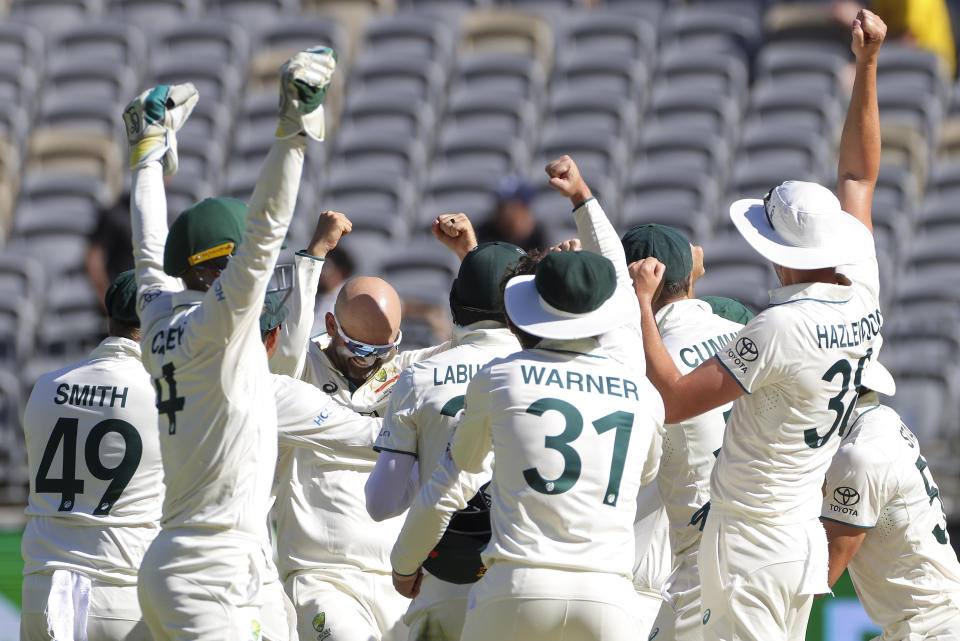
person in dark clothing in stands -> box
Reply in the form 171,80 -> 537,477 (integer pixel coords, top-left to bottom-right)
85,191 -> 133,308
476,175 -> 547,252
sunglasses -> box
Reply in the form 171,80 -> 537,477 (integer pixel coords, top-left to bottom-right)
763,188 -> 775,227
334,316 -> 402,359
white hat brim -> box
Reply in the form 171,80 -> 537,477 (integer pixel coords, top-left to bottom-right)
861,360 -> 896,396
729,199 -> 875,270
504,275 -> 632,340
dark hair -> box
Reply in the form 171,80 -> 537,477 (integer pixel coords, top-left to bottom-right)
658,275 -> 691,304
450,302 -> 504,327
325,246 -> 355,277
499,249 -> 547,349
108,319 -> 140,341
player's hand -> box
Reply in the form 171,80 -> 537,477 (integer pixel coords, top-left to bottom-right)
392,567 -> 424,599
851,9 -> 886,63
432,213 -> 478,260
306,210 -> 352,258
276,46 -> 337,141
549,238 -> 582,252
123,83 -> 198,175
629,257 -> 666,305
545,155 -> 592,207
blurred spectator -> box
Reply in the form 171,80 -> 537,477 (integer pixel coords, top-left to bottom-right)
835,0 -> 956,75
310,245 -> 356,336
476,175 -> 548,251
84,191 -> 133,309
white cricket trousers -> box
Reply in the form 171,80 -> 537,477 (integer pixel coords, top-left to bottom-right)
261,573 -> 297,641
634,586 -> 665,639
459,562 -> 643,641
21,572 -> 150,641
402,572 -> 471,641
649,545 -> 703,641
138,530 -> 265,641
697,512 -> 828,641
285,567 -> 409,641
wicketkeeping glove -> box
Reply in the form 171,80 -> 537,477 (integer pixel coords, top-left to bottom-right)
276,46 -> 337,141
123,83 -> 199,175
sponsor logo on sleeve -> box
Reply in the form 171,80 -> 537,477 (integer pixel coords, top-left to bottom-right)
735,337 -> 758,361
828,486 -> 861,516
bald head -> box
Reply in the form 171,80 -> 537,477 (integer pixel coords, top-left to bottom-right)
333,276 -> 402,345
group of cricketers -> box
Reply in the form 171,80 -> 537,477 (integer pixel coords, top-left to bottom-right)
17,8 -> 960,641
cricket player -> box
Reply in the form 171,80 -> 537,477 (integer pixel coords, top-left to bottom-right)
821,362 -> 960,640
620,225 -> 749,641
393,246 -> 665,640
124,47 -> 336,640
630,11 -> 887,640
265,212 -> 414,641
21,270 -> 160,641
366,218 -> 525,640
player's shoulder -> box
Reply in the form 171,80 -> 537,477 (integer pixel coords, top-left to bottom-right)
836,408 -> 898,469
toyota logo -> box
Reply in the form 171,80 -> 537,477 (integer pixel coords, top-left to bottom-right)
735,337 -> 758,361
833,486 -> 861,506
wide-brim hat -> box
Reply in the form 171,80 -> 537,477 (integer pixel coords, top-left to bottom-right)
503,251 -> 632,340
729,181 -> 875,270
861,359 -> 896,396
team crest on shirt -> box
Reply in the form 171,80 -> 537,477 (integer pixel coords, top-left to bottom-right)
312,612 -> 331,640
375,368 -> 388,383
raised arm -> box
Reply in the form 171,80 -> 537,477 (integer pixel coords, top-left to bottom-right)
837,9 -> 886,233
124,84 -> 199,314
271,210 -> 352,377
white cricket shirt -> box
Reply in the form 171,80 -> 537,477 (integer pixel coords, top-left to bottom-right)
22,337 -> 162,584
132,139 -> 304,541
712,252 -> 882,525
822,397 -> 960,637
656,299 -> 743,555
451,338 -> 664,578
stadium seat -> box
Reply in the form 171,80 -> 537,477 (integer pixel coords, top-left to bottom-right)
381,238 -> 460,305
104,0 -> 203,26
350,52 -> 447,107
545,87 -> 637,139
753,42 -> 847,96
363,12 -> 453,59
647,86 -> 741,142
875,164 -> 920,215
177,136 -> 225,186
0,22 -> 43,72
152,20 -> 250,64
164,175 -> 215,222
340,89 -> 436,141
693,267 -> 772,313
878,80 -> 943,148
35,95 -> 121,139
25,131 -> 122,196
927,162 -> 960,199
747,82 -> 841,136
443,87 -> 537,143
433,127 -> 528,174
735,121 -> 831,178
417,166 -> 498,232
552,48 -> 648,99
725,160 -> 822,205
10,0 -> 96,27
320,168 -> 416,227
460,9 -> 553,72
559,10 -> 657,63
43,55 -> 139,104
252,15 -> 348,58
149,55 -> 243,109
451,52 -> 547,104
634,126 -> 730,178
935,118 -> 960,162
333,126 -> 427,180
623,165 -> 720,219
660,4 -> 760,53
0,60 -> 37,115
916,195 -> 960,236
535,126 -> 628,186
655,45 -> 749,98
49,22 -> 148,73
762,4 -> 849,49
209,0 -> 299,26
618,202 -> 712,245
904,230 -> 960,280
877,44 -> 951,105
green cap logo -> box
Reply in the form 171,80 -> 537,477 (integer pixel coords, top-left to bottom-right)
312,613 -> 326,632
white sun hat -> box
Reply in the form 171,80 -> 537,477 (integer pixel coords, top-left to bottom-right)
503,250 -> 633,340
729,181 -> 875,270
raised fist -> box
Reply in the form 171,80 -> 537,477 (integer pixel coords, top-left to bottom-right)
851,9 -> 886,62
307,210 -> 352,258
432,213 -> 478,260
545,155 -> 592,206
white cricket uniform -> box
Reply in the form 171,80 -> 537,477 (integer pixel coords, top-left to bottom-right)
634,482 -> 672,636
648,300 -> 744,641
270,252 -> 448,414
131,138 -> 305,641
270,373 -> 410,641
21,337 -> 161,641
374,321 -> 519,640
454,338 -> 664,641
702,250 -> 883,641
822,396 -> 960,641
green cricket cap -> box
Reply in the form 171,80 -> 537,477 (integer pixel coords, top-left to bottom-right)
260,291 -> 289,333
535,250 -> 616,314
163,197 -> 247,276
104,269 -> 139,327
450,242 -> 527,314
701,296 -> 755,325
621,224 -> 693,286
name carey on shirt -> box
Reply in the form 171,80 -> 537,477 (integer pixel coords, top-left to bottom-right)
814,307 -> 882,349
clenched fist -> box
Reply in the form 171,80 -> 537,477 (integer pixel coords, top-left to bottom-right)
629,257 -> 666,305
306,210 -> 352,258
851,9 -> 886,63
432,213 -> 478,260
545,155 -> 593,207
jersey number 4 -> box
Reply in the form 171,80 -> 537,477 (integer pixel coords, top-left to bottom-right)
522,398 -> 633,507
35,417 -> 142,515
